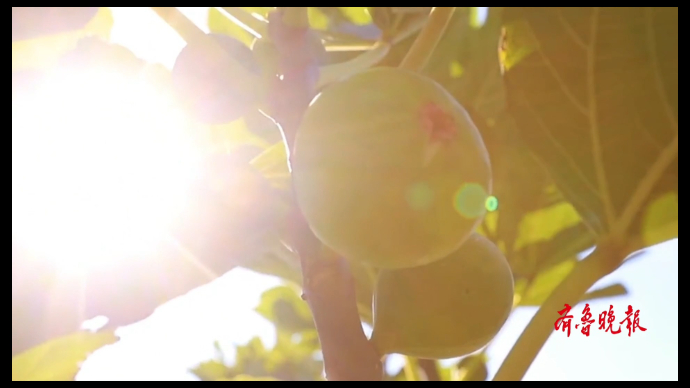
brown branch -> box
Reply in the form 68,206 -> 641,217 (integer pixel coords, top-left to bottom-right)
268,8 -> 383,381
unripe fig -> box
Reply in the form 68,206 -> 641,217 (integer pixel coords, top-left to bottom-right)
172,33 -> 260,124
57,36 -> 144,76
291,67 -> 492,269
370,233 -> 514,359
250,32 -> 327,78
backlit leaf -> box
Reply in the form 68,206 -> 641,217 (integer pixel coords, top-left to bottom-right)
255,285 -> 314,334
207,7 -> 254,47
12,331 -> 118,381
501,7 -> 678,245
12,7 -> 113,71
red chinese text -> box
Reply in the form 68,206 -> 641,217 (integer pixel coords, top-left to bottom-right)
556,304 -> 648,337
555,304 -> 574,337
619,305 -> 647,337
580,303 -> 595,337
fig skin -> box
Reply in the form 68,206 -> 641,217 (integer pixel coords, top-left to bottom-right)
291,67 -> 492,269
370,233 -> 514,360
250,32 -> 327,77
57,36 -> 144,76
172,33 -> 260,124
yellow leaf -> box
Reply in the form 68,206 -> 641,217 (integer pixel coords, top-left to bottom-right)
338,7 -> 373,25
307,8 -> 330,30
519,259 -> 576,306
221,375 -> 281,381
12,331 -> 119,381
12,7 -> 113,71
211,118 -> 271,152
207,8 -> 254,47
641,191 -> 678,247
499,19 -> 539,73
513,202 -> 581,251
250,141 -> 291,190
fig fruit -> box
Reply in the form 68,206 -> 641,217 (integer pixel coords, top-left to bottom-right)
250,32 -> 327,78
172,33 -> 260,124
291,67 -> 492,269
370,233 -> 514,359
57,36 -> 144,76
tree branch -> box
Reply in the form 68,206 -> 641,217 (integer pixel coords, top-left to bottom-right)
493,239 -> 627,381
150,7 -> 205,43
399,7 -> 456,72
266,8 -> 383,381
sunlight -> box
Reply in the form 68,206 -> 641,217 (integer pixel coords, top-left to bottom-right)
12,65 -> 204,277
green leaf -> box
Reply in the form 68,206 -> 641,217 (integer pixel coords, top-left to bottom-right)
217,334 -> 324,381
191,360 -> 231,381
219,375 -> 282,381
250,141 -> 291,190
241,246 -> 303,287
207,7 -> 254,47
12,331 -> 119,381
307,8 -> 330,30
255,285 -> 314,334
456,354 -> 489,381
517,259 -> 628,306
337,7 -> 373,25
500,7 -> 678,246
209,115 -> 273,153
517,259 -> 577,306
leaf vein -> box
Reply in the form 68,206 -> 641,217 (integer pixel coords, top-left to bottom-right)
531,32 -> 589,117
556,8 -> 587,50
523,101 -> 601,202
644,7 -> 678,134
587,7 -> 616,230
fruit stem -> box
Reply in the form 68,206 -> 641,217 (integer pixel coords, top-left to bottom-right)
399,7 -> 456,72
492,239 -> 627,381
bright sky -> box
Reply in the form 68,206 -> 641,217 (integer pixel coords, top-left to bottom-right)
35,7 -> 676,381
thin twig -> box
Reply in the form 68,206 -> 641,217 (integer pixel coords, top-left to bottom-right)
150,7 -> 205,43
218,7 -> 266,38
399,7 -> 456,72
614,134 -> 678,237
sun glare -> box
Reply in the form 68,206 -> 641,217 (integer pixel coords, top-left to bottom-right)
12,65 -> 204,276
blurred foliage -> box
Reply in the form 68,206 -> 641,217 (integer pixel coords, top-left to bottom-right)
190,285 -> 324,381
12,331 -> 118,381
11,6 -> 676,381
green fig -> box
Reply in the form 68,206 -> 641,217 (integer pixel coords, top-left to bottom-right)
292,67 -> 492,269
172,33 -> 260,124
371,233 -> 514,359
